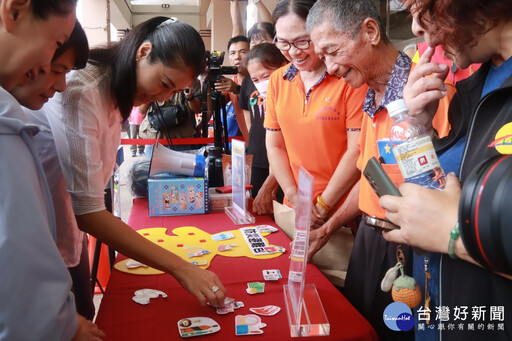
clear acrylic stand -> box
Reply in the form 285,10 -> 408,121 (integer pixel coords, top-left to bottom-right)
225,139 -> 254,224
283,167 -> 329,337
284,284 -> 330,337
225,205 -> 255,224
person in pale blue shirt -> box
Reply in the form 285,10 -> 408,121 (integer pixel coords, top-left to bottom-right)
0,1 -> 103,339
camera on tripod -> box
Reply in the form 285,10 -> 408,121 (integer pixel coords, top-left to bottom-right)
204,50 -> 238,86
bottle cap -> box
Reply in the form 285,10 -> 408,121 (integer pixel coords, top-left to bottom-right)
386,99 -> 408,118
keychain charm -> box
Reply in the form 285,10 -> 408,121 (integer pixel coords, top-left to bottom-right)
380,245 -> 421,309
392,265 -> 422,309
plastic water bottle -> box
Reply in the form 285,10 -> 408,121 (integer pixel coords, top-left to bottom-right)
387,99 -> 446,190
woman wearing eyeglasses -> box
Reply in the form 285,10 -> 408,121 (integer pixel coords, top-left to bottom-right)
263,0 -> 368,284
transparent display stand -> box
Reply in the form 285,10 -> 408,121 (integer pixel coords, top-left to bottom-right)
225,139 -> 255,224
283,284 -> 330,337
283,167 -> 330,337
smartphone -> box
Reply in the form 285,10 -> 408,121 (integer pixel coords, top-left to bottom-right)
364,215 -> 400,232
363,157 -> 401,232
363,157 -> 402,198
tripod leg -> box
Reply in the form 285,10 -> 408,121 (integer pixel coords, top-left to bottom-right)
220,95 -> 230,154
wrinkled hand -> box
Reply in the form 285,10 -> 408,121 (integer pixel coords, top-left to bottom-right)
252,184 -> 276,215
173,262 -> 227,307
404,46 -> 450,131
310,203 -> 327,229
379,173 -> 461,253
72,314 -> 105,341
307,226 -> 330,262
214,76 -> 238,93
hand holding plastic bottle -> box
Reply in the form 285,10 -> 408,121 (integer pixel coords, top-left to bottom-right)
388,99 -> 446,190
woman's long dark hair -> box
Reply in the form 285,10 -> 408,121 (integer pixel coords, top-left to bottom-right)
88,17 -> 206,121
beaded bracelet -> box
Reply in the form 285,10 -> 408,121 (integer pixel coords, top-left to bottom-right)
316,195 -> 332,211
448,222 -> 460,259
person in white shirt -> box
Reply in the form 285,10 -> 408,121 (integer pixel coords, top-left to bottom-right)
42,17 -> 227,310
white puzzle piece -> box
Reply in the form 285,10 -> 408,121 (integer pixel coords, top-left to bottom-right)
126,259 -> 148,269
132,289 -> 167,305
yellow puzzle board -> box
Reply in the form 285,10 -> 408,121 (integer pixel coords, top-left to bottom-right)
114,226 -> 284,275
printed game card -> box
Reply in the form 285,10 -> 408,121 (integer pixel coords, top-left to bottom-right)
263,269 -> 282,281
240,227 -> 269,255
177,317 -> 220,338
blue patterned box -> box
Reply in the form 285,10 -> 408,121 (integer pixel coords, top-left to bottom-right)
148,174 -> 209,216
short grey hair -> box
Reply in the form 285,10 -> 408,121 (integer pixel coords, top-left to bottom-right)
306,0 -> 388,42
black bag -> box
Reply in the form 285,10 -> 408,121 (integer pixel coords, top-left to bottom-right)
147,103 -> 188,131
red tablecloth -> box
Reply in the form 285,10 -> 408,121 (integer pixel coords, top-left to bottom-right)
95,199 -> 377,341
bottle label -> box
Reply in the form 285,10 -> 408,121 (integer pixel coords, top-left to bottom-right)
392,136 -> 441,179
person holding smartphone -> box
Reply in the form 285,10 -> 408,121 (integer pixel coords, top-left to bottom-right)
379,0 -> 512,339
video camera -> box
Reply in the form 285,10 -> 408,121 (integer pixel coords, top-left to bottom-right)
204,50 -> 238,86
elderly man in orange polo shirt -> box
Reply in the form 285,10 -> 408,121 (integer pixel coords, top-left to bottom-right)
264,0 -> 367,228
307,0 -> 454,340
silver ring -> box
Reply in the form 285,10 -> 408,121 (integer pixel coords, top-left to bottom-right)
211,285 -> 220,294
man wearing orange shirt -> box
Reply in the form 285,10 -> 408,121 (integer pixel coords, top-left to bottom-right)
307,1 -> 454,340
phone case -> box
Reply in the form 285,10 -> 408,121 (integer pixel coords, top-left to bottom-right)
363,157 -> 402,198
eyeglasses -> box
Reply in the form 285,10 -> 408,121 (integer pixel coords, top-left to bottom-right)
273,38 -> 312,51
